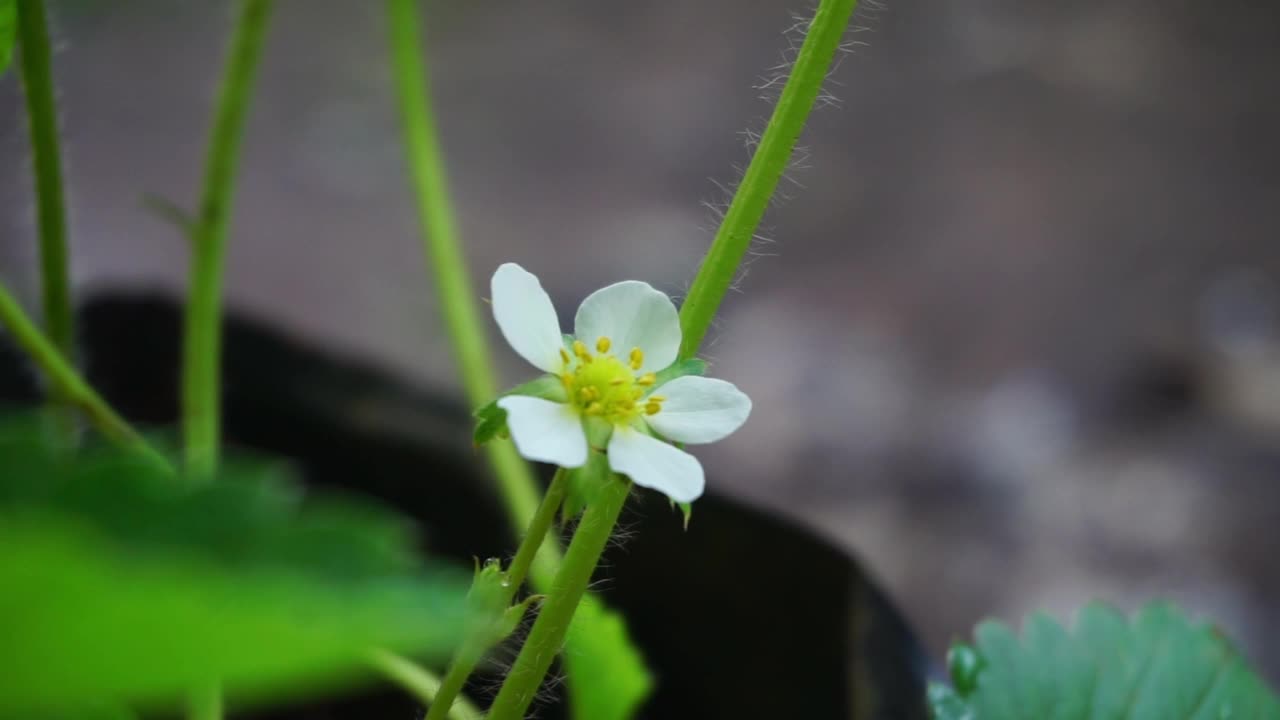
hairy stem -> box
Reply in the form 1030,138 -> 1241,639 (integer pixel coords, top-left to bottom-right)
0,283 -> 171,472
369,650 -> 483,720
486,478 -> 630,720
16,0 -> 74,428
486,1 -> 860,712
677,0 -> 859,358
182,0 -> 274,480
424,469 -> 569,720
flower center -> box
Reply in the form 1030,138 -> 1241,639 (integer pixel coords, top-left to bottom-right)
559,337 -> 663,424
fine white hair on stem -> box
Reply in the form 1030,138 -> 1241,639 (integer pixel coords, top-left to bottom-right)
693,1 -> 882,345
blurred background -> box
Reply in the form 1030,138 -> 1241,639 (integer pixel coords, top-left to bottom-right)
2,0 -> 1279,681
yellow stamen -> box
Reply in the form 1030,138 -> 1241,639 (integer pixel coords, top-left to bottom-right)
559,348 -> 571,365
637,373 -> 656,386
629,348 -> 644,371
596,336 -> 612,353
573,340 -> 589,359
649,395 -> 666,402
586,402 -> 603,415
644,402 -> 662,416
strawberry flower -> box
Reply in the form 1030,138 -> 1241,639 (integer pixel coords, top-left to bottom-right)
489,263 -> 751,503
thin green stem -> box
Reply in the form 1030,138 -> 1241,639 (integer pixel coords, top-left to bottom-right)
677,0 -> 859,359
486,2 -> 859,713
0,283 -> 172,472
182,0 -> 274,480
424,468 -> 569,720
16,0 -> 74,426
486,478 -> 630,720
369,650 -> 483,720
385,0 -> 553,555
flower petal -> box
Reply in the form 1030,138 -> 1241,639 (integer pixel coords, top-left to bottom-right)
491,263 -> 565,373
645,376 -> 751,444
573,280 -> 680,374
607,426 -> 704,503
497,396 -> 587,467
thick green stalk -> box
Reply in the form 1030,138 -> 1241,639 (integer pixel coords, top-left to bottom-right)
0,283 -> 171,472
486,478 -> 630,720
369,650 -> 483,720
677,0 -> 859,358
182,0 -> 274,480
385,0 -> 552,557
487,1 -> 860,714
16,0 -> 74,422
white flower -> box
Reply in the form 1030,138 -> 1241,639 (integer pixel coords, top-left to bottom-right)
490,263 -> 751,503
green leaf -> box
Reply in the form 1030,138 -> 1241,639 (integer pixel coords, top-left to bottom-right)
563,595 -> 653,720
0,414 -> 470,714
928,602 -> 1280,720
0,0 -> 13,76
473,375 -> 567,446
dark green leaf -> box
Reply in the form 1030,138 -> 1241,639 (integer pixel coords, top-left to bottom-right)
0,414 -> 469,713
946,644 -> 984,696
928,602 -> 1280,720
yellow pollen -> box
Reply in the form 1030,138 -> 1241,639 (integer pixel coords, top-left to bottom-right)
644,401 -> 662,416
649,395 -> 666,402
560,341 -> 652,424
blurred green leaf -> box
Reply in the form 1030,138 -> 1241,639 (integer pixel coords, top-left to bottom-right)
929,602 -> 1280,720
564,595 -> 653,720
0,414 -> 469,714
0,0 -> 13,76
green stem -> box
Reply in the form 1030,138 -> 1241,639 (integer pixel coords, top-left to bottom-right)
424,468 -> 569,720
486,2 -> 859,713
0,283 -> 172,472
486,478 -> 630,720
385,0 -> 552,552
16,0 -> 74,425
181,0 -> 274,480
677,0 -> 859,359
369,650 -> 483,720
186,684 -> 222,720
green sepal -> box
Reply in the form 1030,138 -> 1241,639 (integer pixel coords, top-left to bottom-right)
473,375 -> 567,446
563,448 -> 610,522
651,358 -> 707,389
0,0 -> 13,77
671,499 -> 693,529
462,559 -> 543,652
499,594 -> 543,639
